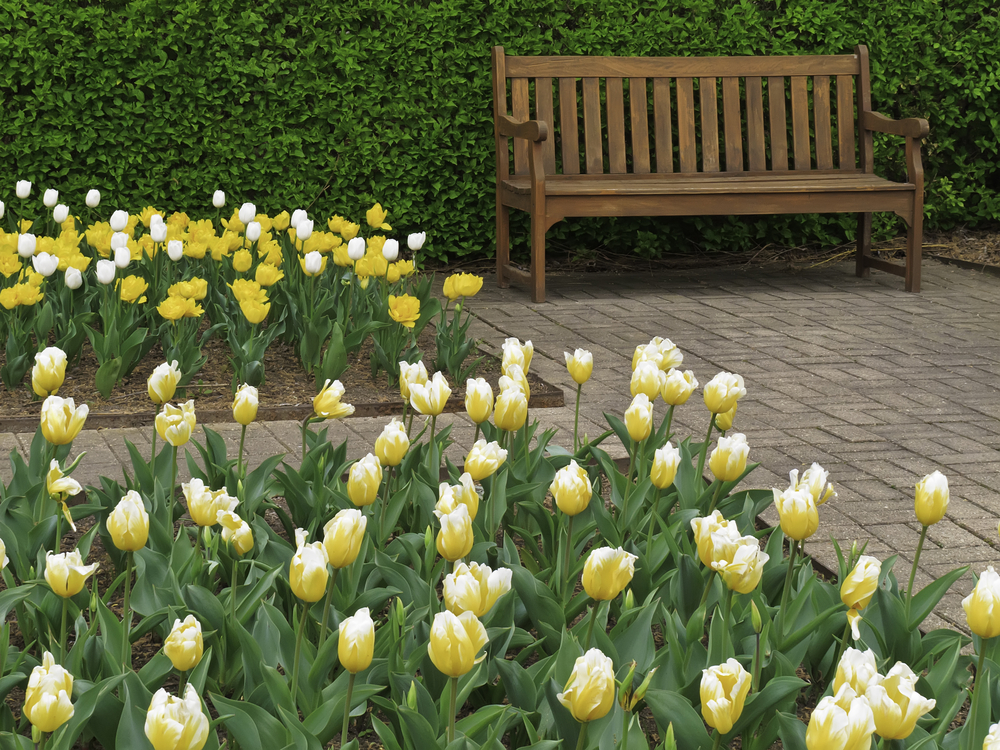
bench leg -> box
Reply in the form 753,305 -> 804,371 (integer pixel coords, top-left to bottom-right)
529,208 -> 546,303
496,201 -> 510,289
905,203 -> 923,293
855,212 -> 872,278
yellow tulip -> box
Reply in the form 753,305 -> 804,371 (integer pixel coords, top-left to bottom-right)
703,371 -> 746,414
144,684 -> 210,750
582,546 -> 637,601
841,556 -> 881,611
564,348 -> 593,385
148,360 -> 181,405
790,462 -> 837,505
340,221 -> 360,240
650,443 -> 680,490
232,383 -> 258,426
157,296 -> 202,320
914,470 -> 949,526
338,607 -> 375,674
374,418 -> 409,466
711,537 -> 769,594
834,647 -> 880,696
348,454 -> 382,507
435,504 -> 474,562
388,293 -> 420,328
984,723 -> 1000,749
366,202 -> 391,230
182,478 -> 237,527
773,487 -> 819,541
690,511 -> 742,568
500,364 -> 530,401
700,659 -> 752,734
624,393 -> 653,442
46,459 -> 82,501
323,509 -> 367,568
217,510 -> 253,555
289,529 -> 330,602
550,459 -> 591,516
865,662 -> 936,739
118,274 -> 149,303
557,649 -> 616,723
40,395 -> 88,445
229,278 -> 266,303
464,439 -> 507,481
806,684 -> 875,750
660,368 -> 698,405
107,490 -> 150,551
443,562 -> 513,617
436,474 -> 479,521
32,346 -> 67,397
630,360 -> 663,400
409,371 -> 452,416
24,652 -> 74,734
164,615 -> 204,672
501,337 -> 533,373
464,377 -> 493,424
963,566 -> 1000,639
493,384 -> 527,431
442,272 -> 484,300
715,402 -> 737,431
45,550 -> 98,598
255,263 -> 284,286
239,297 -> 270,324
427,610 -> 488,678
314,379 -> 355,420
232,249 -> 252,273
709,432 -> 749,482
168,278 -> 209,300
156,402 -> 194,447
398,360 -> 428,401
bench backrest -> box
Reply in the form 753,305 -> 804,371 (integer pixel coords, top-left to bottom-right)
492,46 -> 874,179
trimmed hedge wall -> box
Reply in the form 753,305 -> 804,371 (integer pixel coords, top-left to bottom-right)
1,0 -> 997,263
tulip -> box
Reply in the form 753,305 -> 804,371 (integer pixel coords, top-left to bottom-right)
388,293 -> 420,328
45,550 -> 98,598
435,504 -> 475,561
583,546 -> 637,600
835,648 -> 880,696
444,562 -> 512,617
963,566 -> 1000,639
630,360 -> 663,400
703,371 -> 747,414
712,536 -> 769,593
501,337 -> 533,373
233,249 -> 253,273
245,221 -> 261,243
290,529 -> 330,602
239,297 -> 270,324
428,610 -> 488,678
493,384 -> 528,432
709,432 -> 749,482
43,189 -> 58,208
86,189 -> 101,207
46,459 -> 81,531
114,246 -> 131,269
864,662 -> 935,740
715,402 -> 737,431
24,652 -> 74,734
323,509 -> 367,568
551,460 -> 592,516
564,348 -> 594,385
95,258 -> 116,284
17,233 -> 36,258
986,723 -> 1000,750
144,684 -> 209,750
52,204 -> 69,224
148,361 -> 181,405
374,418 -> 409,466
167,239 -> 184,261
500,364 -> 530,400
691,511 -> 735,565
464,439 -> 507,481
110,233 -> 128,251
382,238 -> 399,261
806,684 -> 875,750
313,379 -> 355,420
302,251 -> 323,275
238,202 -> 256,224
437,474 -> 479,521
465,378 -> 493,424
339,607 -> 375,673
32,347 -> 67,397
0,200 -> 4,218
624,393 -> 653,442
410,371 -> 452,416
398,360 -> 428,401
442,272 -> 484,300
156,402 -> 194,447
789,462 -> 837,505
773,487 -> 819,541
64,267 -> 82,290
914,470 -> 948,526
151,223 -> 167,243
347,236 -> 366,261
348,454 -> 382,507
15,180 -> 31,199
31,252 -> 57,277
650,443 -> 680,489
40,395 -> 89,445
107,490 -> 150,551
0,539 -> 7,570
841,555 -> 882,611
217,510 -> 253,555
296,218 -> 314,241
108,209 -> 128,231
183,479 -> 237,527
232,384 -> 258,425
546,649 -> 613,731
407,232 -> 425,250
288,209 -> 306,228
701,659 -> 752,734
150,213 -> 164,227
661,368 -> 699,405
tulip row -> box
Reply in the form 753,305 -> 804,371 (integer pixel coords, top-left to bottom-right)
0,326 -> 994,750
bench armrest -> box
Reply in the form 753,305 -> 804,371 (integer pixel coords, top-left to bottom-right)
498,115 -> 548,143
862,111 -> 929,139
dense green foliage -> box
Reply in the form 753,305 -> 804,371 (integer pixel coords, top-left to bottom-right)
2,0 -> 997,262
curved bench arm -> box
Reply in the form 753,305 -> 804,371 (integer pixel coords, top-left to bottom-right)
497,115 -> 549,143
861,111 -> 929,139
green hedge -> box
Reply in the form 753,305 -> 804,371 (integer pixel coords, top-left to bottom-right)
2,0 -> 997,262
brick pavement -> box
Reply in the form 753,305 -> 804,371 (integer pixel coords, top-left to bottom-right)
4,258 -> 999,631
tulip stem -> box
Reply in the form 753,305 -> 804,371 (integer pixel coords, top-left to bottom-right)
150,408 -> 158,468
177,669 -> 187,696
700,571 -> 715,610
379,466 -> 395,544
721,587 -> 734,659
562,515 -> 575,601
752,629 -> 762,693
237,424 -> 247,482
710,729 -> 722,750
778,539 -> 798,640
696,415 -> 716,487
971,642 -> 988,725
301,415 -> 311,463
429,415 -> 437,473
472,423 -> 480,447
833,620 -> 852,674
573,383 -> 582,453
575,722 -> 589,750
905,524 -> 928,625
54,512 -> 62,555
169,445 -> 178,535
342,671 -> 356,744
36,732 -> 48,750
231,555 -> 239,622
318,568 -> 340,650
584,604 -> 598,649
59,597 -> 68,662
448,675 -> 459,744
663,404 -> 675,442
645,488 -> 662,551
291,603 -> 307,704
707,481 -> 725,514
622,439 -> 636,522
122,551 -> 133,671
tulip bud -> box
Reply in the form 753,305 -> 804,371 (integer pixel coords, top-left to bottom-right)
64,267 -> 83,290
709,432 -> 749,482
564,348 -> 594,385
86,189 -> 101,208
650,443 -> 680,489
407,232 -> 425,251
493,384 -> 527,432
109,209 -> 128,231
296,218 -> 314,241
751,601 -> 762,633
464,439 -> 507,481
110,231 -> 128,250
715,402 -> 737,431
148,361 -> 181,405
630,360 -> 664,400
914,470 -> 948,526
323,508 -> 367,568
435,504 -> 474,562
841,555 -> 882,611
464,378 -> 493,424
381,238 -> 399,261
289,529 -> 330,602
43,189 -> 58,208
704,371 -> 747,415
15,180 -> 31,199
107,490 -> 150,551
347,236 -> 366,261
150,223 -> 167,243
163,615 -> 204,673
167,240 -> 184,261
550,459 -> 592,516
0,200 -> 4,219
289,208 -> 307,228
114,246 -> 130,269
406,681 -> 418,710
44,550 -> 98,598
218,510 -> 253,555
348,454 -> 382,507
582,546 -> 637,600
24,652 -> 74,734
52,204 -> 69,224
624,393 -> 653,442
557,649 -> 616,723
17,233 -> 36,258
232,383 -> 258,425
700,659 -> 752,734
963,566 -> 1000,639
32,252 -> 58,277
144,684 -> 209,750
40,395 -> 89,445
339,607 -> 375,674
238,202 -> 256,224
428,610 -> 488,678
623,589 -> 636,611
32,347 -> 67,397
375,418 -> 409,466
182,478 -> 236,527
772,486 -> 818,541
212,190 -> 226,208
241,221 -> 260,243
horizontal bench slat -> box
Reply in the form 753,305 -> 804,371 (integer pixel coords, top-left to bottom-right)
505,55 -> 861,78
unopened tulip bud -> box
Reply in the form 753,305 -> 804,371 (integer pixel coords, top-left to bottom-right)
107,490 -> 150,551
464,378 -> 493,424
407,232 -> 425,251
323,509 -> 367,568
374,418 -> 409,466
963,566 -> 1000,639
550,459 -> 591,516
290,209 -> 307,228
32,347 -> 67,397
43,189 -> 58,208
86,189 -> 101,208
428,610 -> 488,678
303,251 -> 323,275
841,555 -> 881,611
715,402 -> 737,431
583,547 -> 637,601
52,204 -> 69,224
238,203 -> 256,224
289,529 -> 329,602
339,607 -> 375,674
232,384 -> 258,425
623,589 -> 635,610
15,180 -> 31,199
700,659 -> 751,734
406,681 -> 418,710
435,504 -> 474,562
564,348 -> 594,385
914,470 -> 949,526
110,231 -> 128,250
557,649 -> 616,723
650,443 -> 680,489
709,432 -> 750,482
109,210 -> 128,231
773,486 -> 818,541
347,236 -> 366,261
382,238 -> 399,261
212,190 -> 225,208
164,615 -> 203,672
348,454 -> 382,507
751,600 -> 762,633
624,393 -> 653,442
167,240 -> 183,261
18,233 -> 36,258
245,221 -> 261,242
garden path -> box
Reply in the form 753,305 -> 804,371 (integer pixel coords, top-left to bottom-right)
3,257 -> 999,633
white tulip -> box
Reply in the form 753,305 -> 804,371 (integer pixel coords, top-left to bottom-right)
167,240 -> 184,261
109,210 -> 128,231
43,189 -> 58,208
382,238 -> 399,262
64,267 -> 83,290
407,232 -> 426,251
17,233 -> 36,258
96,259 -> 116,285
212,190 -> 225,208
296,219 -> 313,241
32,252 -> 58,277
238,203 -> 256,224
303,251 -> 323,275
150,213 -> 163,227
114,246 -> 130,269
86,189 -> 100,208
53,204 -> 69,224
245,221 -> 261,242
110,232 -> 128,250
347,237 -> 365,261
15,181 -> 31,199
0,200 -> 4,219
151,223 -> 167,243
290,209 -> 307,228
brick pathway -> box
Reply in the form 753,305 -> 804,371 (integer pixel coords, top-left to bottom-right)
4,258 -> 998,631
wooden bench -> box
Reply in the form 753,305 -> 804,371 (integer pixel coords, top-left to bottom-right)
491,45 -> 929,303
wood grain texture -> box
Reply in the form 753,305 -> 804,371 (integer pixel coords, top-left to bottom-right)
813,76 -> 833,169
746,76 -> 766,171
677,78 -> 696,173
559,78 -> 580,174
606,77 -> 627,173
511,78 -> 530,175
790,76 -> 811,170
653,78 -> 673,173
767,76 -> 788,171
837,75 -> 856,169
700,77 -> 719,172
505,55 -> 861,78
582,77 -> 603,174
630,78 -> 650,173
535,77 -> 556,174
722,77 -> 744,172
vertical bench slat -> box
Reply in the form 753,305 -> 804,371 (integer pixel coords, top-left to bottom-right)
700,77 -> 720,172
606,77 -> 627,173
813,76 -> 833,169
837,74 -> 856,169
582,77 -> 603,174
535,77 -> 556,174
746,76 -> 766,171
511,78 -> 530,175
722,77 -> 744,172
630,78 -> 650,174
653,78 -> 673,173
790,76 -> 811,170
767,77 -> 788,171
677,78 -> 697,173
559,78 -> 580,175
